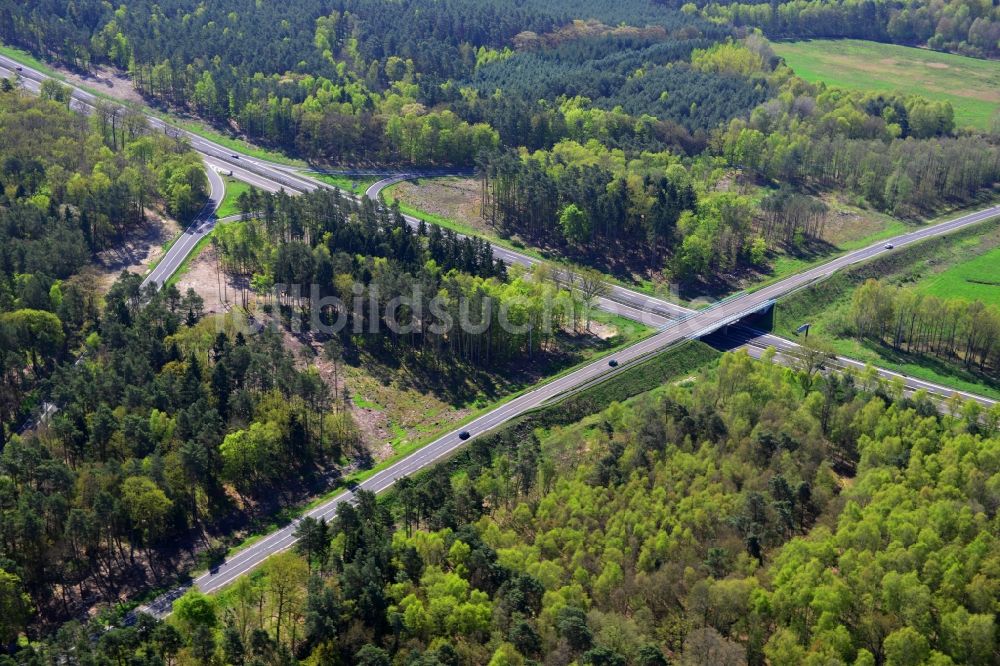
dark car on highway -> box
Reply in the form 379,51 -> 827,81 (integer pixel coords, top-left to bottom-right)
459,431 -> 471,440
608,359 -> 619,367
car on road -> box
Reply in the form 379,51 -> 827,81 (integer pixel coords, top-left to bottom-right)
884,243 -> 894,249
459,430 -> 471,440
15,66 -> 23,71
608,359 -> 619,367
230,154 -> 240,159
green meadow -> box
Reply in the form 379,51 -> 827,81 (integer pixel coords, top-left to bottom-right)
774,38 -> 1000,130
916,246 -> 1000,307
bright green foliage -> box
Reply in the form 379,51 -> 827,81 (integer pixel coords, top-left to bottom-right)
0,568 -> 32,645
767,402 -> 1000,664
0,88 -> 208,440
173,589 -> 218,632
188,349 -> 999,664
120,476 -> 174,543
558,203 -> 591,245
691,40 -> 766,76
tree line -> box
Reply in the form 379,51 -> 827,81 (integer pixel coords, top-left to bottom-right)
717,77 -> 1000,216
219,187 -> 608,367
701,0 -> 1000,59
480,143 -> 698,266
850,277 -> 1000,373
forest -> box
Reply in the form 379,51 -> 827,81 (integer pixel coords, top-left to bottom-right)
8,346 -> 996,664
1,270 -> 363,629
0,84 -> 207,444
475,52 -> 997,281
219,186 -> 626,364
2,0 -> 998,289
0,0 -> 738,164
1,0 -> 1000,658
0,179 -> 633,636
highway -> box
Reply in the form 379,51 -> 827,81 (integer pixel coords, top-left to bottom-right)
136,194 -> 998,616
3,53 -> 998,616
712,325 -> 997,408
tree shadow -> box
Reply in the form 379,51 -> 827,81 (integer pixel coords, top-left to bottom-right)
857,339 -> 1000,393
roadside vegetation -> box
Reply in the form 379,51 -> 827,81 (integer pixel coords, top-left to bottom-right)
773,218 -> 1000,399
0,175 -> 651,631
0,84 -> 207,441
1,0 -> 999,656
46,343 -> 999,665
215,178 -> 256,220
308,172 -> 380,195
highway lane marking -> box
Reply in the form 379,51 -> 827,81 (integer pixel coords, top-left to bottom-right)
11,53 -> 994,614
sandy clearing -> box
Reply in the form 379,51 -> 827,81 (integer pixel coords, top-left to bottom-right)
58,63 -> 145,105
92,211 -> 180,293
172,243 -> 238,313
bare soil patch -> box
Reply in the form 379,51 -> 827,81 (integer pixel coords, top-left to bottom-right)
91,211 -> 180,293
393,177 -> 488,231
816,193 -> 897,246
58,63 -> 145,105
172,243 -> 241,314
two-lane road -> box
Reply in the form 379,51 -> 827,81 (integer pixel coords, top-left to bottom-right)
142,165 -> 225,289
5,52 -> 997,617
138,197 -> 999,615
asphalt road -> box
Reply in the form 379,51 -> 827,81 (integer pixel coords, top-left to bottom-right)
712,325 -> 997,408
4,54 -> 998,616
138,197 -> 998,615
142,165 -> 225,288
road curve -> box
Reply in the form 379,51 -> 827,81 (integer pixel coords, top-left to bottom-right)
143,164 -> 225,288
138,194 -> 999,617
4,53 -> 997,616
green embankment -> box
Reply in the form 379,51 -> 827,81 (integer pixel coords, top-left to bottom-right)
379,339 -> 721,511
772,216 -> 1000,398
916,246 -> 1000,307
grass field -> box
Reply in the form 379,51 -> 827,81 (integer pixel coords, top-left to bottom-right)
774,39 -> 1000,130
309,172 -> 380,194
216,177 -> 254,219
915,246 -> 1000,307
771,217 -> 1000,399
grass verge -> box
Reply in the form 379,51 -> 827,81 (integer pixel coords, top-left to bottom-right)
309,172 -> 380,194
771,216 -> 1000,399
202,312 -> 657,565
377,340 -> 721,513
216,177 -> 254,219
218,337 -> 717,563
